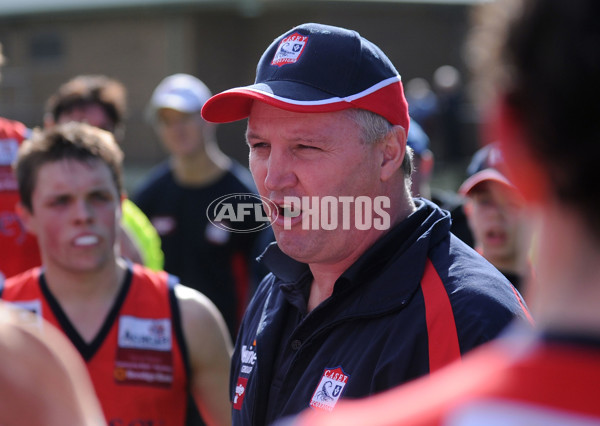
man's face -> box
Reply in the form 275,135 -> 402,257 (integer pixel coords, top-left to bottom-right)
156,108 -> 205,157
57,103 -> 115,133
21,158 -> 121,274
247,102 -> 388,265
465,181 -> 525,265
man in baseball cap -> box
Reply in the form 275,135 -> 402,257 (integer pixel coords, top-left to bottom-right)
459,143 -> 533,294
203,23 -> 530,426
148,73 -> 212,116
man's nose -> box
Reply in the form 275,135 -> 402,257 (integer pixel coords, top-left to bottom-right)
263,149 -> 298,192
72,199 -> 94,223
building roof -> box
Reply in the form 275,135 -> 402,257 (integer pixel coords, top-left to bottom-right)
0,0 -> 228,16
0,0 -> 486,17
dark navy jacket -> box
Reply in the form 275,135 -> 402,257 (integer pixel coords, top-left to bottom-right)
230,199 -> 530,426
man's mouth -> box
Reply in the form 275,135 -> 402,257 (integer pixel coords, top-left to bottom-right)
485,229 -> 507,245
74,235 -> 99,246
279,204 -> 302,218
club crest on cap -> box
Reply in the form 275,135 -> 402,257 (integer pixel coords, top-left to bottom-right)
271,32 -> 308,67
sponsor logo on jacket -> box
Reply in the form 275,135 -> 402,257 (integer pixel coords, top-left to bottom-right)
233,341 -> 257,410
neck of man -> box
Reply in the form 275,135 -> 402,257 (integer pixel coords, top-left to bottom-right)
43,257 -> 127,304
529,202 -> 600,338
306,192 -> 416,312
41,257 -> 128,342
171,140 -> 231,186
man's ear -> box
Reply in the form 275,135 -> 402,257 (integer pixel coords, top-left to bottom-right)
380,125 -> 406,182
463,198 -> 473,217
496,98 -> 551,204
15,203 -> 37,236
43,113 -> 56,129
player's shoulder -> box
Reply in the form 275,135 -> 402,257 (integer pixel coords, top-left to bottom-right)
173,283 -> 219,318
4,267 -> 41,288
0,117 -> 29,140
173,282 -> 231,344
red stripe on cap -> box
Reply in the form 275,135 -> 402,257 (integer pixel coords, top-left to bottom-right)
349,80 -> 409,130
421,258 -> 461,372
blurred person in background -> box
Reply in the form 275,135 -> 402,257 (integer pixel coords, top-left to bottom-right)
44,74 -> 164,271
0,43 -> 41,279
287,0 -> 600,424
133,73 -> 270,341
4,123 -> 232,426
459,143 -> 533,295
432,64 -> 467,161
404,77 -> 438,134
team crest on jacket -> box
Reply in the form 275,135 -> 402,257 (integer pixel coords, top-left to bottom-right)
310,366 -> 350,412
271,32 -> 308,67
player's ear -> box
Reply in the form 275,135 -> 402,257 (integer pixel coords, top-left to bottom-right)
16,203 -> 38,236
43,112 -> 56,129
496,97 -> 551,204
463,198 -> 473,217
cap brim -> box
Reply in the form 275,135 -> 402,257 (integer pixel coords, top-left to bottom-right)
201,77 -> 407,128
151,94 -> 202,114
459,169 -> 515,196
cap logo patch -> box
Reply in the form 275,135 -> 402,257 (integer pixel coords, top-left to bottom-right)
310,366 -> 350,412
271,32 -> 308,67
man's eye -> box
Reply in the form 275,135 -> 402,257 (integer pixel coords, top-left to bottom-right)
50,197 -> 70,206
90,192 -> 112,202
297,144 -> 320,151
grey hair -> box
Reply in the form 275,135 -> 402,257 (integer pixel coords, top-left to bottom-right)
344,109 -> 413,177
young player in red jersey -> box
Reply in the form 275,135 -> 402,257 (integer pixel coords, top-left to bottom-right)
288,0 -> 600,424
0,117 -> 42,278
3,122 -> 232,426
0,43 -> 42,279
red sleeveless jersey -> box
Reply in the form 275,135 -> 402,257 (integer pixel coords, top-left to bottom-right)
0,117 -> 41,278
2,264 -> 190,426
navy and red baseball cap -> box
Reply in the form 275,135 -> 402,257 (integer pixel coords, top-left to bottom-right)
201,23 -> 410,130
459,143 -> 516,196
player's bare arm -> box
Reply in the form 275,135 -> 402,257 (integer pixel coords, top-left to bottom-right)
0,302 -> 106,426
175,284 -> 233,426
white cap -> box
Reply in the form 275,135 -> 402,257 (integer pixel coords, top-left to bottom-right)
149,73 -> 212,117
